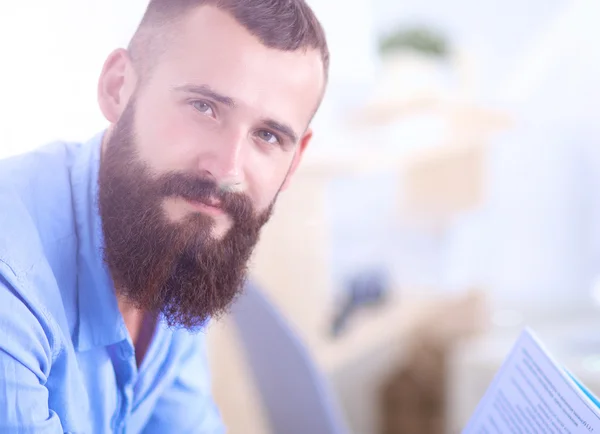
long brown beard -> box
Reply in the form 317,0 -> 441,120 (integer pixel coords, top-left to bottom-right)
98,100 -> 274,330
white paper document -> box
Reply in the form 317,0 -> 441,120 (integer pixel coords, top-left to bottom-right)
464,328 -> 600,433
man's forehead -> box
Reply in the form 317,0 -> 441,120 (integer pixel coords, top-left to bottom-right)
153,7 -> 324,128
163,7 -> 324,87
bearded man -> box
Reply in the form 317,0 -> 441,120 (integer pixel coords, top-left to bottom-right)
0,0 -> 329,432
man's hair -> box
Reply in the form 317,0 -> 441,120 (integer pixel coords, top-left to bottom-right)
129,0 -> 329,81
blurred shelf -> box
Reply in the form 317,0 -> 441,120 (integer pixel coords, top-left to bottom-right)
314,292 -> 443,375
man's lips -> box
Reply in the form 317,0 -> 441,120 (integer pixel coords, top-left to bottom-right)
183,197 -> 225,216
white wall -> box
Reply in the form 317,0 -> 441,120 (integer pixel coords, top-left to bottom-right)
434,0 -> 600,316
0,0 -> 148,158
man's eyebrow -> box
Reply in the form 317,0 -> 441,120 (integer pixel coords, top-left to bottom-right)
173,84 -> 236,107
262,119 -> 299,144
174,84 -> 299,143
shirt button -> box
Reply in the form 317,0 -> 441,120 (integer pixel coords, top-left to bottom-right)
120,345 -> 133,359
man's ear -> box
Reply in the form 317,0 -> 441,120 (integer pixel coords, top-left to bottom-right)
280,128 -> 313,191
98,48 -> 137,124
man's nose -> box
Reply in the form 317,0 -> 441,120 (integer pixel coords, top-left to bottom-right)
197,131 -> 246,187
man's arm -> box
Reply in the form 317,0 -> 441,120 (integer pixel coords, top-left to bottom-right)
142,330 -> 225,434
0,273 -> 64,433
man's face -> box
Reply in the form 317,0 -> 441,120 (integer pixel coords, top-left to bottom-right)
129,6 -> 324,236
97,6 -> 325,328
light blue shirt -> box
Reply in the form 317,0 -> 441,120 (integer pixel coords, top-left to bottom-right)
0,132 -> 224,433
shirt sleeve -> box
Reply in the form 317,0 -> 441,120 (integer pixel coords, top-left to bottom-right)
142,330 -> 226,434
0,273 -> 64,433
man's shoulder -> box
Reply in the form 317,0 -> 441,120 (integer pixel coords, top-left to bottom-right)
0,141 -> 82,267
0,139 -> 80,175
0,140 -> 79,195
0,140 -> 81,201
0,141 -> 83,335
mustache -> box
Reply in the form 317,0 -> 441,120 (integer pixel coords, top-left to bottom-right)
158,173 -> 254,222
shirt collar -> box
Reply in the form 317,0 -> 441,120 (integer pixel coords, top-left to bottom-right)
72,130 -> 128,351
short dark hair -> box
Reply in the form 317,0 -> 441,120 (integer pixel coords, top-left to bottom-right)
129,0 -> 329,81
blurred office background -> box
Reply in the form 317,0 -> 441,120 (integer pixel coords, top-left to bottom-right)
2,1 -> 600,433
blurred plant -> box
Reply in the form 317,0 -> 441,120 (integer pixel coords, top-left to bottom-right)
379,26 -> 449,58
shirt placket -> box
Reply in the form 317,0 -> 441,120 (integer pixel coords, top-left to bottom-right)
109,339 -> 138,434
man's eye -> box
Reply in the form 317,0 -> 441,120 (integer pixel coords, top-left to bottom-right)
257,130 -> 280,145
191,100 -> 215,117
